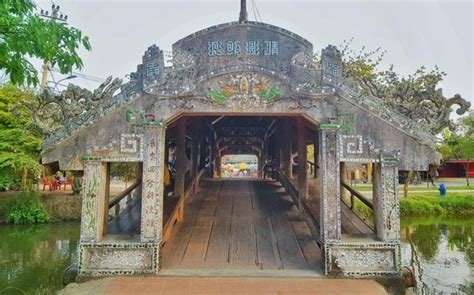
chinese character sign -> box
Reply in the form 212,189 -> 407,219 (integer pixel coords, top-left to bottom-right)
208,40 -> 279,56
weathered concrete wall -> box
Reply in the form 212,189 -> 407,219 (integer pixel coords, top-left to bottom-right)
42,194 -> 82,221
42,89 -> 437,172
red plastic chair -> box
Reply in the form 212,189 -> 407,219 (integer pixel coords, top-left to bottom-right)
41,177 -> 50,191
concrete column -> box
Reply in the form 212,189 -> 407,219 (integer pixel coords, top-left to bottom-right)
174,120 -> 186,199
80,160 -> 108,243
319,128 -> 341,243
141,126 -> 165,243
297,118 -> 308,201
373,160 -> 400,242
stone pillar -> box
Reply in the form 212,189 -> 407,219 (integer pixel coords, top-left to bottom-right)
80,160 -> 108,243
297,118 -> 308,200
373,159 -> 400,242
141,126 -> 165,243
175,120 -> 186,198
319,128 -> 341,243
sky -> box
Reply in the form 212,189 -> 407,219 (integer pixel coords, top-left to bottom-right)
34,0 -> 473,106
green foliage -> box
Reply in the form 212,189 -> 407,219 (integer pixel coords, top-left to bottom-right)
72,176 -> 82,195
400,194 -> 474,217
438,111 -> 474,159
258,87 -> 283,101
341,39 -> 446,103
410,223 -> 441,260
110,162 -> 139,183
3,191 -> 50,224
209,90 -> 230,104
0,0 -> 91,86
0,84 -> 43,190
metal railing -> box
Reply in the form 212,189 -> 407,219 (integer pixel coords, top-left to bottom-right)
108,180 -> 142,217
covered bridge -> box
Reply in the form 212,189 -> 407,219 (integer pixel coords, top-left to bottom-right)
41,1 -> 449,279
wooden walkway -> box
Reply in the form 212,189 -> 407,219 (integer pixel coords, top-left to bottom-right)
161,180 -> 322,275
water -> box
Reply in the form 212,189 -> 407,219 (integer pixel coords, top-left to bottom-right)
401,217 -> 474,294
0,219 -> 472,294
0,223 -> 80,295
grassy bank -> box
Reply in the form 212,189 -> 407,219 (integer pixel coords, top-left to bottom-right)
353,185 -> 474,192
346,193 -> 474,222
400,193 -> 474,217
0,191 -> 81,224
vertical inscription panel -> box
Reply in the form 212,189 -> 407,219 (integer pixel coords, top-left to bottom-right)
381,162 -> 400,241
141,127 -> 165,243
80,161 -> 102,242
320,129 -> 341,243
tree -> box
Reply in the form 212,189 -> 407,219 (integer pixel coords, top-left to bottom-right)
0,0 -> 91,86
437,111 -> 474,186
0,84 -> 43,190
340,39 -> 470,135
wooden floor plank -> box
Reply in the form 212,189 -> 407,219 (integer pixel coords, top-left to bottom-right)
162,179 -> 321,272
205,182 -> 233,268
161,183 -> 211,268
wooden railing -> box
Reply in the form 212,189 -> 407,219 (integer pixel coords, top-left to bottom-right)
307,160 -> 319,176
108,180 -> 142,217
340,181 -> 373,210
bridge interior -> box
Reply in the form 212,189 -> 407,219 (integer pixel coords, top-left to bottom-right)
103,114 -> 374,273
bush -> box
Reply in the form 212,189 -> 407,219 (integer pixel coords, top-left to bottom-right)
4,191 -> 50,224
400,194 -> 474,217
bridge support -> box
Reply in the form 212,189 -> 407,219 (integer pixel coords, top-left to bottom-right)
321,127 -> 401,276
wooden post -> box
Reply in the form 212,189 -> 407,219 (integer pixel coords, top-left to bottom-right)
314,130 -> 320,179
136,162 -> 143,200
275,121 -> 281,170
297,118 -> 308,202
282,119 -> 292,178
191,120 -> 199,179
340,162 -> 348,200
216,152 -> 222,178
175,120 -> 186,199
210,131 -> 215,178
175,119 -> 186,221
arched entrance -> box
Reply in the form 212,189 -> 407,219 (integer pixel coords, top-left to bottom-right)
158,114 -> 323,276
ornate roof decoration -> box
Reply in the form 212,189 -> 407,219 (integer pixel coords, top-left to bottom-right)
41,21 -> 470,151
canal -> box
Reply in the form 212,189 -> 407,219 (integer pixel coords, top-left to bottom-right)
0,219 -> 472,294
